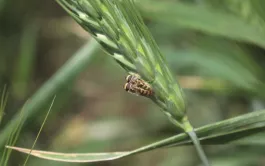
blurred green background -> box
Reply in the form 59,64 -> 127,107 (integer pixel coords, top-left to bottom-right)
1,0 -> 265,165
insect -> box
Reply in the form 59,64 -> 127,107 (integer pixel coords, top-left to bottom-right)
125,74 -> 152,91
124,82 -> 153,96
124,74 -> 153,96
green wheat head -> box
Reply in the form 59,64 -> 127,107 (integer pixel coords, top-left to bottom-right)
56,0 -> 187,129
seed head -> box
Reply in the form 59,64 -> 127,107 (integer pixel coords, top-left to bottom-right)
56,0 -> 187,128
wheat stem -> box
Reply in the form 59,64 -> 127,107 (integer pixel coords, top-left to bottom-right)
183,118 -> 210,166
188,131 -> 210,166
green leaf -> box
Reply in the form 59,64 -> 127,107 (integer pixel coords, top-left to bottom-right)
0,85 -> 8,125
12,21 -> 39,99
7,110 -> 265,163
159,35 -> 265,96
5,147 -> 129,163
139,1 -> 265,48
164,45 -> 260,93
0,40 -> 99,148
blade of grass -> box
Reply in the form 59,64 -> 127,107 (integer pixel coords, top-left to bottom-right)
1,100 -> 27,166
0,85 -> 8,125
174,126 -> 265,146
6,110 -> 265,163
0,39 -> 99,147
12,21 -> 39,99
139,1 -> 265,49
0,0 -> 6,14
23,96 -> 56,166
0,86 -> 9,166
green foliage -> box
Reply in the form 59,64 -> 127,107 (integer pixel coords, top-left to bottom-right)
23,96 -> 55,165
0,94 -> 26,166
140,0 -> 265,49
0,86 -> 8,125
12,21 -> 39,99
7,109 -> 265,162
0,40 -> 99,147
2,0 -> 265,166
53,1 -> 209,164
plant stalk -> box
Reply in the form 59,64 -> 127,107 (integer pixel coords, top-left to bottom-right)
183,118 -> 210,166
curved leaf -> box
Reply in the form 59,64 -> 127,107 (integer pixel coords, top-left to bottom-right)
5,147 -> 129,163
7,110 -> 265,163
140,1 -> 265,48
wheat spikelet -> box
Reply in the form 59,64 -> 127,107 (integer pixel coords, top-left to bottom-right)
56,0 -> 186,129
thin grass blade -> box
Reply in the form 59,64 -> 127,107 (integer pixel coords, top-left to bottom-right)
7,110 -> 265,163
23,96 -> 56,165
139,1 -> 265,49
